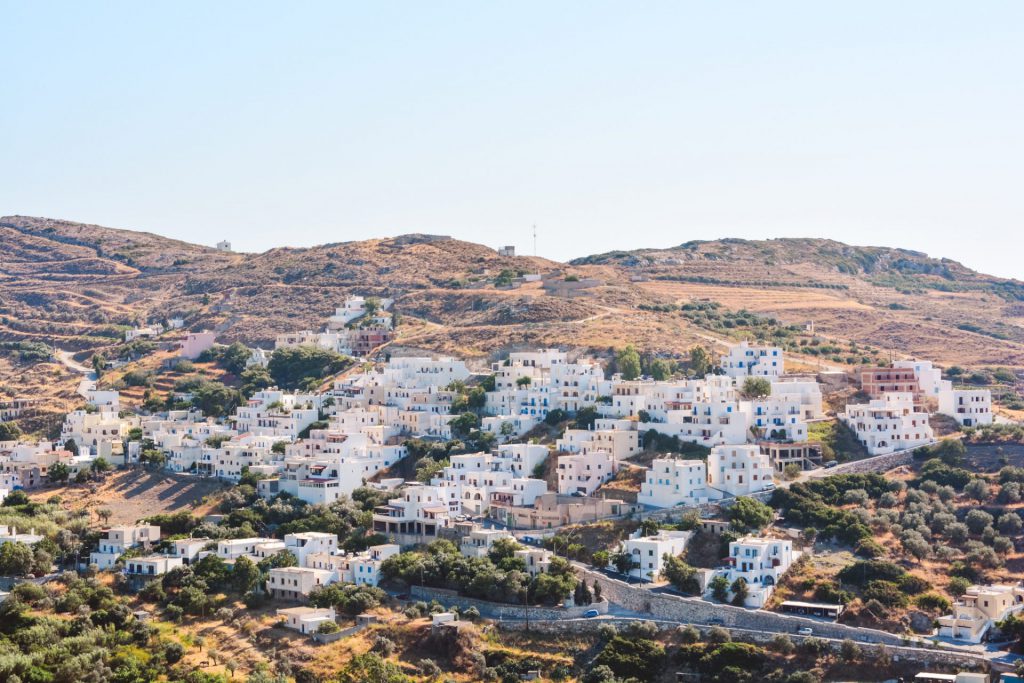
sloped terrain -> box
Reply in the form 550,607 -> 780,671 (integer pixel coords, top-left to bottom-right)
2,217 -> 1023,387
578,238 -> 1024,368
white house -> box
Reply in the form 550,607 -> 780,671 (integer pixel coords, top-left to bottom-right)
0,525 -> 44,546
840,393 -> 934,455
556,420 -> 640,460
460,526 -> 513,558
216,537 -> 279,562
938,388 -> 993,428
616,529 -> 693,581
277,606 -> 336,634
721,341 -> 784,379
514,547 -> 554,577
125,555 -> 183,577
90,525 -> 161,570
556,450 -> 617,496
168,538 -> 210,565
708,445 -> 774,497
372,484 -> 455,540
284,532 -> 338,566
894,359 -> 946,399
716,536 -> 795,608
267,566 -> 335,600
347,543 -> 400,586
638,458 -> 712,508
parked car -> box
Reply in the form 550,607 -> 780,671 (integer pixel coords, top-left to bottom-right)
797,627 -> 813,636
824,461 -> 838,468
582,609 -> 600,618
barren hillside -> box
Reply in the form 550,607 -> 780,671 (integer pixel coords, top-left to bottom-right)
2,217 -> 1023,391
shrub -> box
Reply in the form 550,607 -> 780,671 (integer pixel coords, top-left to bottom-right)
998,512 -> 1023,535
594,635 -> 665,681
863,580 -> 908,608
727,497 -> 774,533
915,593 -> 951,613
837,560 -> 906,587
678,625 -> 700,644
769,634 -> 795,654
706,626 -> 731,645
964,479 -> 990,502
966,509 -> 994,535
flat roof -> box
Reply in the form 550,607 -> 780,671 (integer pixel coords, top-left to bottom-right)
780,600 -> 844,610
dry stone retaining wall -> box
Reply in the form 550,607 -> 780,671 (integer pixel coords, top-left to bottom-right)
498,619 -> 988,672
410,585 -> 608,621
577,567 -> 917,648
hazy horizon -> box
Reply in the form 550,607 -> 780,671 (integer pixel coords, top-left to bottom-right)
3,2 -> 1021,279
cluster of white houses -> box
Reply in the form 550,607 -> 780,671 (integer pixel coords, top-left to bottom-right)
838,360 -> 992,456
4,344 -> 992,529
0,334 -> 1010,636
611,526 -> 797,608
275,296 -> 396,358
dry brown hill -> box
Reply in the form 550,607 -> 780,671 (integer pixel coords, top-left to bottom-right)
575,238 -> 1024,369
2,217 -> 1023,382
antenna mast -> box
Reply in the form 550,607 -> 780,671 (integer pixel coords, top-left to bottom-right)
533,224 -> 537,257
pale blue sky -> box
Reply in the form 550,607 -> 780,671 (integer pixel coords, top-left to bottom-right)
2,2 -> 1021,278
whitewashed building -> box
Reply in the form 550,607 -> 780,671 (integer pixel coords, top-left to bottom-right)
708,445 -> 774,497
938,389 -> 993,428
721,342 -> 784,379
616,529 -> 693,582
716,536 -> 795,608
638,458 -> 712,508
556,450 -> 617,496
840,393 -> 934,455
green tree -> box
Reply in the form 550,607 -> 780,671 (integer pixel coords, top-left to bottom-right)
48,462 -> 70,484
612,551 -> 633,575
231,555 -> 261,594
219,342 -> 252,375
709,574 -> 731,602
730,577 -> 749,606
0,541 -> 35,576
191,381 -> 241,418
661,554 -> 700,593
594,635 -> 665,682
689,346 -> 713,378
727,497 -> 774,533
650,358 -> 671,381
0,421 -> 22,441
268,345 -> 350,390
616,345 -> 642,381
741,376 -> 772,399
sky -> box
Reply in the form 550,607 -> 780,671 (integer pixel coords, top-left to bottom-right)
2,2 -> 1022,279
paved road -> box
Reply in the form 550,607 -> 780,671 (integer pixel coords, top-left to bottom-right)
54,348 -> 98,398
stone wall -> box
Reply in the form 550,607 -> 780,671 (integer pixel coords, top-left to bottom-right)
497,618 -> 988,672
410,585 -> 608,621
576,567 -> 921,648
832,450 -> 914,474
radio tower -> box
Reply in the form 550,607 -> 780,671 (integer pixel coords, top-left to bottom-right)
533,224 -> 537,257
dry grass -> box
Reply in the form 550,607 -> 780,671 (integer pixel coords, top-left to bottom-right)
28,468 -> 225,525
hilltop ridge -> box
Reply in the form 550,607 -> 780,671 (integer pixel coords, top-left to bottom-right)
1,216 -> 1023,374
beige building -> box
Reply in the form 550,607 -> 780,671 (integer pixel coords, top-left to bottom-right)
267,566 -> 334,601
938,584 -> 1024,643
488,492 -> 638,530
